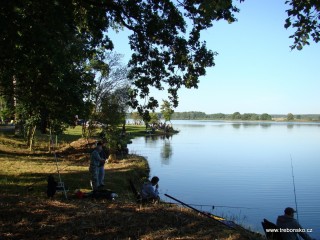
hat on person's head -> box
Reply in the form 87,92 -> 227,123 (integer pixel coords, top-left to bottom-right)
284,207 -> 296,215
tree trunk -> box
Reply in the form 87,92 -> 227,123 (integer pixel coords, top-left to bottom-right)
27,125 -> 37,151
48,127 -> 52,153
122,121 -> 126,135
40,109 -> 48,134
82,122 -> 86,137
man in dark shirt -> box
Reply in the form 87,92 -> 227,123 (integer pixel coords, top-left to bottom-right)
276,207 -> 314,240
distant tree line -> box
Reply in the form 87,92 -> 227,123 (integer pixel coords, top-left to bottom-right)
128,111 -> 320,122
170,112 -> 273,121
165,112 -> 320,121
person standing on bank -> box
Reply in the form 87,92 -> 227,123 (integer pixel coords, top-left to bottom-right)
89,141 -> 106,190
276,207 -> 314,240
98,142 -> 109,187
141,176 -> 160,203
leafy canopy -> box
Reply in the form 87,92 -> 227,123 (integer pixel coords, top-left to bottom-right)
1,0 -> 319,132
284,0 -> 320,50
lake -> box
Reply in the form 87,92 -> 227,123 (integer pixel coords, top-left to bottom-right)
128,120 -> 320,238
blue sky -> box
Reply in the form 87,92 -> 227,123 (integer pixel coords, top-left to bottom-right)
107,0 -> 320,114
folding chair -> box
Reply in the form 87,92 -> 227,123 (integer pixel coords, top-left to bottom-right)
261,218 -> 283,240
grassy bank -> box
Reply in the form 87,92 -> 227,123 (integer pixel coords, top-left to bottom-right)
125,124 -> 179,139
0,127 -> 149,198
0,126 -> 263,239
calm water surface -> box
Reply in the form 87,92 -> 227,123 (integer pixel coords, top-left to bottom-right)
128,120 -> 320,238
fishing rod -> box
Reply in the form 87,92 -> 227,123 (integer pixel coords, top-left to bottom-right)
290,154 -> 299,221
26,134 -> 92,191
164,194 -> 235,229
164,201 -> 256,210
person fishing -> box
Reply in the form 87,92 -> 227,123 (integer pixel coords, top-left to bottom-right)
140,176 -> 160,203
98,141 -> 109,187
276,207 -> 314,240
89,141 -> 106,191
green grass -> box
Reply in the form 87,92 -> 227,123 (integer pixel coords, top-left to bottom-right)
0,125 -> 84,151
125,125 -> 149,137
125,124 -> 179,140
0,123 -> 170,199
0,125 -> 149,200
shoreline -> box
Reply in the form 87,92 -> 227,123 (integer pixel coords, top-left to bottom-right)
0,129 -> 264,239
169,119 -> 320,123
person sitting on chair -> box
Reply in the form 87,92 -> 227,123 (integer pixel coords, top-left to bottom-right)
141,176 -> 160,203
277,207 -> 314,240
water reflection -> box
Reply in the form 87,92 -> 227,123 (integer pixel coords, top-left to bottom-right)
145,135 -> 172,144
225,122 -> 304,129
232,124 -> 241,129
178,124 -> 205,128
260,123 -> 272,128
242,123 -> 257,128
287,124 -> 294,129
160,140 -> 173,165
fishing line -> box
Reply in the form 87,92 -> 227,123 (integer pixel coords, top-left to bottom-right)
290,154 -> 299,221
25,134 -> 92,191
165,202 -> 256,210
163,194 -> 257,210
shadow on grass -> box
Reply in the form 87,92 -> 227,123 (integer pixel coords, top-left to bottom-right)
0,192 -> 260,240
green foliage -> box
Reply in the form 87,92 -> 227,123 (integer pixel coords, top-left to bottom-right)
232,112 -> 242,120
287,113 -> 295,121
2,0 -> 318,148
0,97 -> 12,122
160,100 -> 174,123
149,112 -> 160,125
284,0 -> 320,50
122,0 -> 239,111
207,113 -> 226,120
0,0 -> 107,146
172,111 -> 207,120
171,111 -> 276,121
98,86 -> 129,153
260,113 -> 272,121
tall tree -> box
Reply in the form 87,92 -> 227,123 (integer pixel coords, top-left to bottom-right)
232,112 -> 242,120
160,100 -> 174,123
0,0 -> 111,149
260,113 -> 272,121
90,51 -> 129,114
98,86 -> 130,161
287,113 -> 295,121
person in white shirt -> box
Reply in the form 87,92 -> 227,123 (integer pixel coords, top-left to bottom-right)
141,176 -> 160,203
